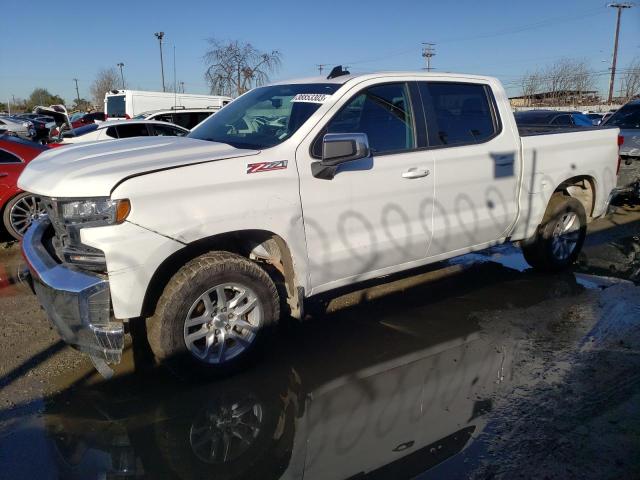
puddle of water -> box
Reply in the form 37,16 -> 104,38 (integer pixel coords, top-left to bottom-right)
1,225 -> 639,479
0,257 -> 615,480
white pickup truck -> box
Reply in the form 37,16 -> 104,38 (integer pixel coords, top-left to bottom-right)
19,69 -> 621,377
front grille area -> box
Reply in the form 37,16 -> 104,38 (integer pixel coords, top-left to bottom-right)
40,197 -> 107,272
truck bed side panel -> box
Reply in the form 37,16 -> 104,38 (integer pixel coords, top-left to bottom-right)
510,128 -> 619,241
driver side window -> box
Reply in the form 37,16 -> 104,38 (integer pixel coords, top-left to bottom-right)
314,83 -> 415,156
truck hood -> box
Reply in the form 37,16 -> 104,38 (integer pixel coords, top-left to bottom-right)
18,136 -> 258,197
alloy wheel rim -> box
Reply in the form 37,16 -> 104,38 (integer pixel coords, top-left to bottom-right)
189,398 -> 263,463
9,195 -> 44,236
551,212 -> 580,261
183,283 -> 262,364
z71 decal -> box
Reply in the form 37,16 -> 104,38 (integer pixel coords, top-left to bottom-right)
246,160 -> 288,174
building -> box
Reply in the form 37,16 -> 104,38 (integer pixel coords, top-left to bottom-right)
510,90 -> 600,108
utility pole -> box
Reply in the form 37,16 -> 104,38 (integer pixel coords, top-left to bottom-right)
422,43 -> 436,71
180,81 -> 185,93
316,64 -> 326,75
154,31 -> 166,92
607,3 -> 633,104
117,63 -> 125,89
73,78 -> 80,104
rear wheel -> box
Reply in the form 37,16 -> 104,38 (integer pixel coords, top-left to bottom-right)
2,192 -> 44,240
521,193 -> 587,272
146,252 -> 280,378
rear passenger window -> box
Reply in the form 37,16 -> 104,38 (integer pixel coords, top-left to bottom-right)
418,82 -> 498,146
551,115 -> 571,126
154,114 -> 174,123
116,123 -> 150,138
152,125 -> 186,136
318,83 -> 415,155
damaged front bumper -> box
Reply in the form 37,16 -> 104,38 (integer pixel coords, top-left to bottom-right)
22,217 -> 123,377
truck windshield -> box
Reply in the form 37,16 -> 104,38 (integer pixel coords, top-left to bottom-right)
188,84 -> 340,149
106,95 -> 126,117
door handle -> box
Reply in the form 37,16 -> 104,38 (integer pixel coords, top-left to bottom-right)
0,173 -> 8,178
494,156 -> 514,167
402,168 -> 430,179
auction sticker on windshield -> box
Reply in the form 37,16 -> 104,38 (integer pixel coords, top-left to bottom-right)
291,94 -> 329,103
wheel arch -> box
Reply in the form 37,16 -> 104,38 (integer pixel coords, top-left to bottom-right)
140,229 -> 304,321
553,175 -> 597,218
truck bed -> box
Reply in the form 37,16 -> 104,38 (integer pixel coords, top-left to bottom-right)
517,125 -> 613,137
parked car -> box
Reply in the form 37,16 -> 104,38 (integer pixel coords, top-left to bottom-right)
54,120 -> 189,145
19,69 -> 621,378
583,112 -> 605,125
0,116 -> 35,140
70,111 -> 106,128
105,90 -> 232,120
0,135 -> 49,239
133,107 -> 219,130
15,113 -> 57,143
603,98 -> 640,197
514,110 -> 595,127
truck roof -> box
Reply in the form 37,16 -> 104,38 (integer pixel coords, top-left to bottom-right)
271,71 -> 499,86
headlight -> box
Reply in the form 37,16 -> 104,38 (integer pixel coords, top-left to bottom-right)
60,198 -> 130,225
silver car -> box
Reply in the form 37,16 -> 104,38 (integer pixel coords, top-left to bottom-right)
0,116 -> 35,139
605,99 -> 640,197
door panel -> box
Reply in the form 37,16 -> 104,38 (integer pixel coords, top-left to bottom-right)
417,82 -> 520,257
297,82 -> 435,292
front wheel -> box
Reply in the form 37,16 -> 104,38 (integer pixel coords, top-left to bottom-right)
521,193 -> 587,272
2,192 -> 44,240
146,252 -> 280,378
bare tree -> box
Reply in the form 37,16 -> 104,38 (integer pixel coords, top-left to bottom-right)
619,57 -> 640,102
203,39 -> 282,97
541,58 -> 594,106
90,68 -> 120,106
521,70 -> 543,106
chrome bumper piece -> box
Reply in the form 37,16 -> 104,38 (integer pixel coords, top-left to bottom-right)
22,217 -> 123,376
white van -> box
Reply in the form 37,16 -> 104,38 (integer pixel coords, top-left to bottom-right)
104,90 -> 232,120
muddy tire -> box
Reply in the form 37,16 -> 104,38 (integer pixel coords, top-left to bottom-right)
146,252 -> 280,378
2,192 -> 42,240
521,193 -> 587,272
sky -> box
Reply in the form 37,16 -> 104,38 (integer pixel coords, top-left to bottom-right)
1,0 -> 638,104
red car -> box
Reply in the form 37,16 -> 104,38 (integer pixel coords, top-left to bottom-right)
0,135 -> 49,239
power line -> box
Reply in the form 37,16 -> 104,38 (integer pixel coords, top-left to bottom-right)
324,6 -> 609,69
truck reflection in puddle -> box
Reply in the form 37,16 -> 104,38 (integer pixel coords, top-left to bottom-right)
34,260 -> 591,480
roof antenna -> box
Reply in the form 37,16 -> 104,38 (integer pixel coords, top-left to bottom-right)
327,65 -> 350,79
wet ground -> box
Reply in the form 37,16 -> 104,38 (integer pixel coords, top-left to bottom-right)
0,203 -> 639,480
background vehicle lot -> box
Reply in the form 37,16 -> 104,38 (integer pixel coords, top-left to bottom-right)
0,202 -> 638,479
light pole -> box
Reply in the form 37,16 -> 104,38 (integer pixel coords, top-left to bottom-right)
154,32 -> 166,92
117,62 -> 125,89
607,3 -> 633,104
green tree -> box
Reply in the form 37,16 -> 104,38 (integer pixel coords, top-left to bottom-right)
26,88 -> 65,110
